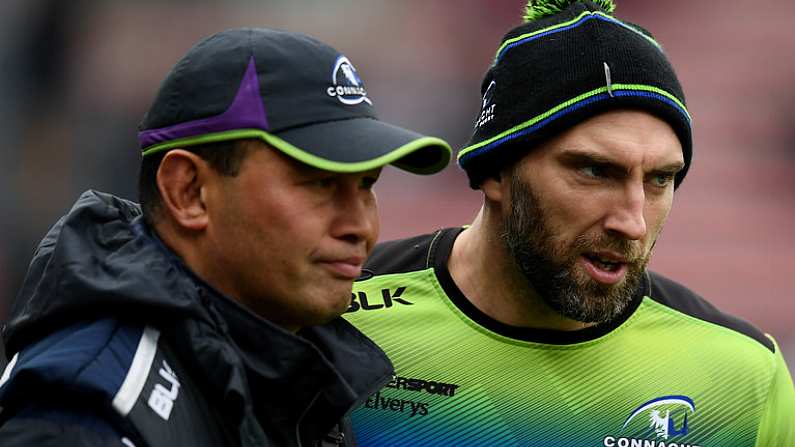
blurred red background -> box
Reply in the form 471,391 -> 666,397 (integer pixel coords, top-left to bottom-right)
1,0 -> 792,367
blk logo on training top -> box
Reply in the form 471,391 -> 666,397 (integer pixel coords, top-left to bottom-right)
603,395 -> 699,447
326,55 -> 372,105
347,287 -> 412,312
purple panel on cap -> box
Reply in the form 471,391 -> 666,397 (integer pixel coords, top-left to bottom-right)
138,56 -> 269,148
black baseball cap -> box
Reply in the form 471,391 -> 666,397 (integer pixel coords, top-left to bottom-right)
138,28 -> 451,175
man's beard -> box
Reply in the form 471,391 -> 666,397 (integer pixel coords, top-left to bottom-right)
501,174 -> 650,324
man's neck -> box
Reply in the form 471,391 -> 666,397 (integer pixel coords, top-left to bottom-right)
448,208 -> 592,332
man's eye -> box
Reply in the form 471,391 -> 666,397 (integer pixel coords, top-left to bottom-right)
311,177 -> 335,188
580,165 -> 606,178
360,176 -> 378,190
650,173 -> 674,188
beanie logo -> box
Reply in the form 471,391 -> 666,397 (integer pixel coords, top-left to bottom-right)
327,55 -> 372,106
475,80 -> 497,128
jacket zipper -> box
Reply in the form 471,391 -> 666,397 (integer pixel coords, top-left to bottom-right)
296,372 -> 394,447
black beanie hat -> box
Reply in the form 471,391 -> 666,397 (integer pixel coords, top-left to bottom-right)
459,0 -> 692,189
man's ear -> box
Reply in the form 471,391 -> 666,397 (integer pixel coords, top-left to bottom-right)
481,170 -> 506,204
156,149 -> 210,231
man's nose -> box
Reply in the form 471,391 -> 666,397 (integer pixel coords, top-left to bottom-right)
603,182 -> 647,241
331,184 -> 377,245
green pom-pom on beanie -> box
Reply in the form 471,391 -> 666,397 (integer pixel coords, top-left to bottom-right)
523,0 -> 616,22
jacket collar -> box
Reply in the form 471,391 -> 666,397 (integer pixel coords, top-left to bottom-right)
145,221 -> 393,442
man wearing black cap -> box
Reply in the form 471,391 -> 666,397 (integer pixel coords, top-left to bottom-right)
345,1 -> 794,445
0,28 -> 450,446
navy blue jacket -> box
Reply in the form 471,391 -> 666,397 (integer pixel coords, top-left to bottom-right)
0,190 -> 393,446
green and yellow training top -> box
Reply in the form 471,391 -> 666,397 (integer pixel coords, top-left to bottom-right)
344,228 -> 794,447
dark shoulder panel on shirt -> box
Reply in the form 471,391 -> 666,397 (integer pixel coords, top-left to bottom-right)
362,228 -> 459,277
647,271 -> 774,353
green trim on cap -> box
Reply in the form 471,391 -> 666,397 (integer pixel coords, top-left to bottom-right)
141,129 -> 263,156
458,83 -> 690,160
141,128 -> 452,175
496,11 -> 661,62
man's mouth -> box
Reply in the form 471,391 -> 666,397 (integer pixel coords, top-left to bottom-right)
318,256 -> 365,280
583,254 -> 622,271
580,252 -> 629,285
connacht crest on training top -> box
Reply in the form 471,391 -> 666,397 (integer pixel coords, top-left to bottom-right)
602,395 -> 698,447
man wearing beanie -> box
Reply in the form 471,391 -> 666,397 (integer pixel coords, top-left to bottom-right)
345,1 -> 794,445
0,28 -> 451,446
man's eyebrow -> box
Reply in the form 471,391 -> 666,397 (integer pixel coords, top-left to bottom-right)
650,162 -> 686,175
557,149 -> 623,168
557,149 -> 685,174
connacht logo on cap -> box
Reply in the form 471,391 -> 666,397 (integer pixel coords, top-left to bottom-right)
326,55 -> 372,105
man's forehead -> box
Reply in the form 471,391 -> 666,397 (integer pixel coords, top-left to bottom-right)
539,111 -> 684,167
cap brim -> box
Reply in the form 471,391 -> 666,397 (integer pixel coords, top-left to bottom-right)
264,117 -> 451,175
